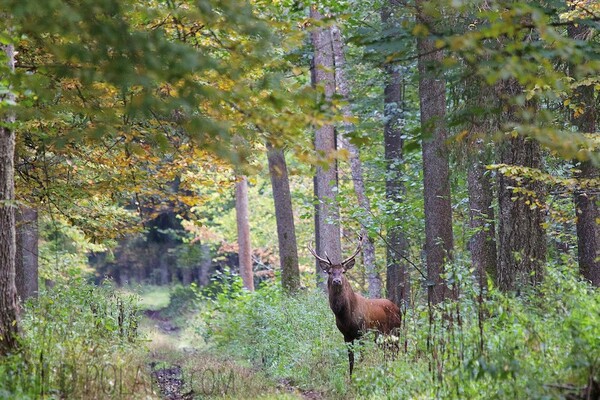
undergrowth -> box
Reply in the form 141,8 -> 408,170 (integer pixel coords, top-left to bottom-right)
0,279 -> 149,399
199,262 -> 600,399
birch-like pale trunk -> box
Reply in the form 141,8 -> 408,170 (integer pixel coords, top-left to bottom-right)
311,5 -> 342,290
235,176 -> 254,291
267,144 -> 300,292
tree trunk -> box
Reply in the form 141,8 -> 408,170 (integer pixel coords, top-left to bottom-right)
416,0 -> 454,305
267,144 -> 300,292
496,80 -> 546,292
330,24 -> 382,298
382,0 -> 410,307
181,267 -> 192,286
568,24 -> 600,287
464,71 -> 498,289
311,5 -> 342,289
574,160 -> 600,286
15,207 -> 39,301
235,176 -> 254,291
197,243 -> 211,287
0,42 -> 19,356
158,246 -> 170,285
467,139 -> 497,289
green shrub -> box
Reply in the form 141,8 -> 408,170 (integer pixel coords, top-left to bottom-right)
200,278 -> 351,396
0,279 -> 144,399
353,263 -> 600,399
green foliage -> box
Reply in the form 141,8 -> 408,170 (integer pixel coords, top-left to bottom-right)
39,216 -> 108,282
199,261 -> 600,399
163,283 -> 202,317
200,280 -> 350,395
0,280 -> 143,399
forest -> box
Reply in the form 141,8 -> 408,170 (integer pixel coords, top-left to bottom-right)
0,0 -> 599,399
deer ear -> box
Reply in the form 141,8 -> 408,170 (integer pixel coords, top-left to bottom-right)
342,258 -> 356,271
318,260 -> 332,272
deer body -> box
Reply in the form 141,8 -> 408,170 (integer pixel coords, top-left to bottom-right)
310,240 -> 401,376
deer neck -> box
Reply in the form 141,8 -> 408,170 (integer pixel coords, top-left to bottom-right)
328,278 -> 356,316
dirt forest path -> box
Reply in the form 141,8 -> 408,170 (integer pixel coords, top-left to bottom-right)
142,307 -> 325,400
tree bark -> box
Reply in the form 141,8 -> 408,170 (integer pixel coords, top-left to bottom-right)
467,139 -> 497,289
197,243 -> 211,287
382,0 -> 410,307
0,42 -> 19,356
267,144 -> 300,292
496,80 -> 546,292
464,73 -> 498,290
568,24 -> 600,287
416,0 -> 454,305
330,24 -> 382,298
15,207 -> 39,301
181,267 -> 192,286
311,5 -> 342,289
158,246 -> 170,285
235,176 -> 254,291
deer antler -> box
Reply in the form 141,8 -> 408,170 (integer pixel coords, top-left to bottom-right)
341,236 -> 363,265
307,242 -> 332,266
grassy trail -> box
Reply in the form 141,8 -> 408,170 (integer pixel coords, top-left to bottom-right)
137,287 -> 323,400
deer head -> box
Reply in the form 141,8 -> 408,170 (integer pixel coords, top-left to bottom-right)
308,238 -> 362,287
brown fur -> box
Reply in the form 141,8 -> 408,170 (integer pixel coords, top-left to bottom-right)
326,265 -> 401,376
309,241 -> 402,375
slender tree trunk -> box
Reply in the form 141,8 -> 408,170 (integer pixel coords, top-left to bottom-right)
311,6 -> 342,289
119,270 -> 129,286
181,267 -> 192,286
158,246 -> 169,285
467,138 -> 497,289
382,0 -> 410,307
496,80 -> 546,292
465,73 -> 498,289
416,0 -> 454,305
330,24 -> 382,298
267,144 -> 300,292
235,176 -> 254,291
0,42 -> 19,356
198,243 -> 211,287
15,207 -> 39,301
568,24 -> 600,287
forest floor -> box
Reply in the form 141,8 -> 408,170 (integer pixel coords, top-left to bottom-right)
138,288 -> 324,400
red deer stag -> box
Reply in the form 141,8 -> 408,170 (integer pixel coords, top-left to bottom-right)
308,239 -> 401,376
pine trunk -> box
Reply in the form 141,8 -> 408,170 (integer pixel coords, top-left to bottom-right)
15,207 -> 39,301
568,24 -> 600,287
382,0 -> 410,307
0,43 -> 19,356
465,74 -> 498,289
416,0 -> 454,305
496,80 -> 546,292
467,140 -> 497,289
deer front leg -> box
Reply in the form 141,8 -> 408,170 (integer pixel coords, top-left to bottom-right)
345,339 -> 355,377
